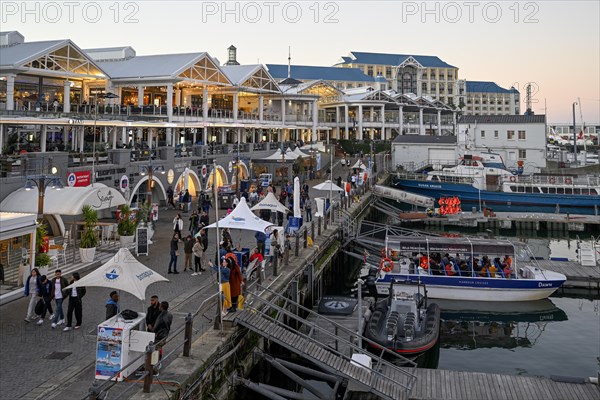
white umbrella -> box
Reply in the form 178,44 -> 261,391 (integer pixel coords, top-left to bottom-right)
65,248 -> 168,301
204,197 -> 274,232
251,191 -> 290,214
293,177 -> 301,218
351,160 -> 368,170
312,180 -> 345,192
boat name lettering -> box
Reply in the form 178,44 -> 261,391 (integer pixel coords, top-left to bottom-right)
538,282 -> 552,288
418,183 -> 441,189
458,280 -> 488,285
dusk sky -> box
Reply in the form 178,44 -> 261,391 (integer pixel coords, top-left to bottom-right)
4,0 -> 599,123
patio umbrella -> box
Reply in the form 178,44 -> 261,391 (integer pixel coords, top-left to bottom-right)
312,180 -> 344,192
250,191 -> 290,214
64,248 -> 168,301
203,197 -> 274,233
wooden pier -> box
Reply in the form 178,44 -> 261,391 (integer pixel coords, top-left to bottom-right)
536,260 -> 600,289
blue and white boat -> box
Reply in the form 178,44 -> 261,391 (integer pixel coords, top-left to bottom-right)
364,236 -> 566,302
394,152 -> 600,215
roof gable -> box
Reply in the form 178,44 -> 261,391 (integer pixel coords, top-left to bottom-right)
466,81 -> 518,94
222,65 -> 280,93
345,51 -> 456,68
266,64 -> 375,82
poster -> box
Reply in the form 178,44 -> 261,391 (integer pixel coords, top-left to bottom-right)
95,326 -> 123,380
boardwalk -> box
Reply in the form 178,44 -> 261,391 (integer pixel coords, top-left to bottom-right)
536,259 -> 600,289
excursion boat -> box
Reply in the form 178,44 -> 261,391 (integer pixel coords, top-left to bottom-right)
394,152 -> 600,215
364,281 -> 440,356
364,236 -> 567,302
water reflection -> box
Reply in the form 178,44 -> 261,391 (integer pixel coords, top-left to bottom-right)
437,299 -> 568,351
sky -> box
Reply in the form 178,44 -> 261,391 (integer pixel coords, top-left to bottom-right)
3,0 -> 599,123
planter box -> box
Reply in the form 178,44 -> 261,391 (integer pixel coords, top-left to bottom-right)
79,247 -> 96,263
120,235 -> 135,248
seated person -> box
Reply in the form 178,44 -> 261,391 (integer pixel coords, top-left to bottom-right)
488,263 -> 498,277
478,265 -> 489,277
503,264 -> 513,279
444,262 -> 457,276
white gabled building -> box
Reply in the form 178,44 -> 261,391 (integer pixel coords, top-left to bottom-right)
458,115 -> 547,174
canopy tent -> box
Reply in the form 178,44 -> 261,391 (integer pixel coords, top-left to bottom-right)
262,148 -> 299,161
250,191 -> 290,214
301,142 -> 327,153
203,197 -> 274,233
292,147 -> 311,158
312,180 -> 345,192
65,248 -> 168,301
351,160 -> 368,170
0,183 -> 126,215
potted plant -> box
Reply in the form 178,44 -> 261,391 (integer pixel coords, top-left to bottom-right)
117,204 -> 136,247
137,202 -> 155,241
79,205 -> 98,262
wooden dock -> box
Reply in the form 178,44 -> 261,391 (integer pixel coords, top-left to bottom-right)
536,260 -> 600,289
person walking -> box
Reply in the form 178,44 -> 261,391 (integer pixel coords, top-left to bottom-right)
145,295 -> 161,332
201,196 -> 212,214
226,253 -> 243,312
305,196 -> 313,222
168,233 -> 180,274
166,186 -> 175,209
105,291 -> 119,319
50,270 -> 68,328
173,213 -> 183,236
209,257 -> 231,316
63,272 -> 85,331
192,237 -> 204,276
36,275 -> 53,325
183,235 -> 194,272
199,228 -> 208,272
151,301 -> 173,376
24,267 -> 42,322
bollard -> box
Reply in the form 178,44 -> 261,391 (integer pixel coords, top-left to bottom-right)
284,239 -> 290,266
324,212 -> 328,230
273,250 -> 278,276
183,313 -> 193,357
303,228 -> 308,248
311,221 -> 315,240
143,342 -> 155,393
295,233 -> 299,256
318,217 -> 322,236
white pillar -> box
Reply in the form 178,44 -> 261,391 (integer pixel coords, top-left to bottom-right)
312,100 -> 318,142
166,83 -> 173,121
192,128 -> 197,145
358,104 -> 363,140
148,128 -> 153,149
40,125 -> 47,153
137,85 -> 144,106
370,107 -> 375,122
79,127 -> 84,153
281,99 -> 286,126
344,104 -> 349,140
437,110 -> 442,136
121,127 -> 127,146
381,105 -> 386,140
175,89 -> 181,107
419,108 -> 424,135
63,81 -> 71,112
203,127 -> 208,145
203,87 -> 209,118
335,106 -> 340,139
0,124 -> 3,155
112,127 -> 117,149
233,93 -> 239,122
259,96 -> 264,121
5,75 -> 15,110
399,106 -> 404,135
453,111 -> 457,134
220,128 -> 226,144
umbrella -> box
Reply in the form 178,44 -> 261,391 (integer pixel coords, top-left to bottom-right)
251,191 -> 290,214
204,197 -> 274,233
64,248 -> 168,301
293,177 -> 301,218
351,160 -> 368,170
312,180 -> 345,192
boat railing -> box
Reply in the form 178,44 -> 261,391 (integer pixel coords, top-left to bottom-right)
503,174 -> 600,187
395,171 -> 475,185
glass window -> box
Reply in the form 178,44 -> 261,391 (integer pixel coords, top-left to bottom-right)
518,149 -> 527,158
494,130 -> 499,138
518,130 -> 526,139
367,66 -> 373,76
481,130 -> 485,138
507,130 -> 515,140
386,67 -> 392,78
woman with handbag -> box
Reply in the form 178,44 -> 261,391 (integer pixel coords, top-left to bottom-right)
24,267 -> 42,322
168,233 -> 180,274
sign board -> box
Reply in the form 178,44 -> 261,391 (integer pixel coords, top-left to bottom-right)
167,169 -> 175,184
201,164 -> 208,178
136,227 -> 148,256
67,171 -> 91,187
95,326 -> 123,380
287,217 -> 303,235
119,175 -> 129,193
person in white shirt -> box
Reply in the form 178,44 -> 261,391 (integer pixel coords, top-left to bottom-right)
50,270 -> 68,328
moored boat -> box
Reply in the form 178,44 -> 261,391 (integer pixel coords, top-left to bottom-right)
364,281 -> 440,356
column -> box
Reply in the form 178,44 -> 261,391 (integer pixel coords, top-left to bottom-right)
220,128 -> 226,144
175,89 -> 181,107
166,83 -> 173,122
358,104 -> 363,140
437,110 -> 442,136
40,125 -> 47,153
203,127 -> 208,145
192,128 -> 197,145
203,87 -> 209,119
79,127 -> 84,153
148,128 -> 153,149
103,127 -> 108,144
63,81 -> 71,112
137,85 -> 144,106
233,93 -> 239,122
335,106 -> 340,139
259,96 -> 264,121
281,98 -> 286,126
381,105 -> 386,140
166,128 -> 172,147
370,107 -> 374,122
5,74 -> 15,111
419,107 -> 424,135
71,126 -> 76,151
312,100 -> 318,142
399,106 -> 404,135
452,111 -> 457,135
344,104 -> 349,140
121,127 -> 127,146
0,124 -> 3,155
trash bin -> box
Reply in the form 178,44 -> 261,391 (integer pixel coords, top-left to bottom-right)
218,189 -> 235,209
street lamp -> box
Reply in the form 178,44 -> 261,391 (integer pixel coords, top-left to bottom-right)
91,91 -> 119,186
140,156 -> 165,207
572,102 -> 578,164
24,165 -> 63,220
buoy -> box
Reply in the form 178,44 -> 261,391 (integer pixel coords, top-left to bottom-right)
380,258 -> 394,272
509,176 -> 516,182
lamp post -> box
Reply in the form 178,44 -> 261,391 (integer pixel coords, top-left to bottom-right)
329,143 -> 334,224
24,163 -> 63,220
91,91 -> 119,186
572,102 -> 578,164
140,154 -> 165,207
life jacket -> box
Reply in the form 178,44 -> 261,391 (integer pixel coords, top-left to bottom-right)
420,256 -> 429,269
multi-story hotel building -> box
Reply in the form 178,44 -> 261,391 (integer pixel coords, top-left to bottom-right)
464,81 -> 520,116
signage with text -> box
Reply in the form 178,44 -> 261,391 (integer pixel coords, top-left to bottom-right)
67,171 -> 91,187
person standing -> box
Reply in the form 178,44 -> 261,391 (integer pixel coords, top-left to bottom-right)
188,210 -> 200,237
192,237 -> 204,276
199,210 -> 209,239
173,213 -> 183,236
50,269 -> 68,328
24,267 -> 42,322
305,196 -> 313,222
63,272 -> 86,331
105,291 -> 119,319
254,230 -> 266,256
151,301 -> 173,375
199,229 -> 208,272
182,189 -> 191,213
166,186 -> 175,209
168,233 -> 180,274
226,253 -> 243,312
183,235 -> 194,272
201,196 -> 212,215
36,275 -> 53,325
145,295 -> 161,332
209,258 -> 231,316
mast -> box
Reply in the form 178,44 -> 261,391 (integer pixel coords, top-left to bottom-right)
287,46 -> 291,79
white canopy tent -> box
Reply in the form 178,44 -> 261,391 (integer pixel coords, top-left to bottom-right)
0,183 -> 127,215
65,248 -> 169,301
203,197 -> 274,233
312,180 -> 345,192
301,142 -> 327,153
351,160 -> 368,170
292,147 -> 311,158
262,148 -> 299,161
250,192 -> 290,214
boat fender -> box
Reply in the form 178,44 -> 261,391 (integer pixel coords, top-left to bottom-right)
380,258 -> 394,272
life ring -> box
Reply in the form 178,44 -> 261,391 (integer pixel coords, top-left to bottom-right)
565,177 -> 572,185
380,258 -> 394,272
509,176 -> 516,182
549,177 -> 556,184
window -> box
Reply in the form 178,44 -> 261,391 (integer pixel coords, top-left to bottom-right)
385,67 -> 392,78
494,130 -> 499,138
507,130 -> 515,139
481,130 -> 485,138
447,88 -> 453,94
518,130 -> 526,140
367,66 -> 373,76
422,82 -> 428,91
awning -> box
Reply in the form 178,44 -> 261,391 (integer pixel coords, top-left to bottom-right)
262,148 -> 299,161
251,191 -> 290,214
0,183 -> 126,215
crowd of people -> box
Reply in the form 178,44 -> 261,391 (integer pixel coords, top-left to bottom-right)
417,253 -> 513,278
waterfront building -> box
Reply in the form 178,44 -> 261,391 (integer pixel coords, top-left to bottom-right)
464,81 -> 520,116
